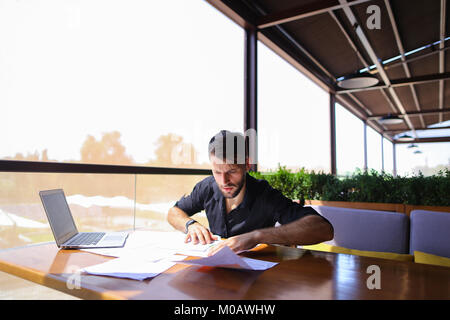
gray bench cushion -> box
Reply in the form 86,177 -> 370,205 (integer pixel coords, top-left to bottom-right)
410,210 -> 450,258
309,205 -> 409,254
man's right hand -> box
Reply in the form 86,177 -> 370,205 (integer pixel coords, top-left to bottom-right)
185,222 -> 217,245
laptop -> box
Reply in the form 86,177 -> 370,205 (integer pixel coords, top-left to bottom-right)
39,189 -> 128,249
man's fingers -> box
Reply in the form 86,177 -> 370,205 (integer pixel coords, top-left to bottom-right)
201,228 -> 215,244
185,224 -> 218,246
195,229 -> 207,245
207,238 -> 237,256
209,237 -> 244,255
208,242 -> 225,256
226,239 -> 239,252
187,230 -> 200,244
192,231 -> 200,244
210,232 -> 220,242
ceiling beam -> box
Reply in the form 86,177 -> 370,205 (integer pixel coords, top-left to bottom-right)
329,10 -> 396,136
395,137 -> 450,143
206,0 -> 337,92
247,0 -> 336,85
383,46 -> 450,72
390,71 -> 450,87
329,11 -> 370,70
378,88 -> 400,115
384,0 -> 425,128
257,32 -> 333,93
386,125 -> 450,133
335,93 -> 369,119
337,0 -> 417,137
206,0 -> 257,29
336,84 -> 388,94
335,72 -> 450,94
347,93 -> 390,133
257,0 -> 373,29
368,107 -> 450,120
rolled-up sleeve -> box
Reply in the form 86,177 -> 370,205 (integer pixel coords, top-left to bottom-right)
174,182 -> 205,216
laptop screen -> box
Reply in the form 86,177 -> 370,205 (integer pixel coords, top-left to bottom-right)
40,189 -> 78,245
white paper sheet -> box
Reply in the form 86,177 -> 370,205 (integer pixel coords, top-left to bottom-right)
81,251 -> 187,281
81,239 -> 276,281
175,245 -> 278,271
82,230 -> 221,258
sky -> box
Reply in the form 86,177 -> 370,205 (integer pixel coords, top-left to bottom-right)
1,0 -> 449,175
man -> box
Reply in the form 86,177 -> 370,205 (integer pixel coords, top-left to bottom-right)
167,130 -> 334,255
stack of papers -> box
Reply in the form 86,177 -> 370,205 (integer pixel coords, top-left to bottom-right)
82,230 -> 220,258
177,245 -> 278,270
80,231 -> 278,281
82,249 -> 186,281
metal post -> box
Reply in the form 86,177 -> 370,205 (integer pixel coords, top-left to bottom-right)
393,143 -> 397,177
381,134 -> 384,172
244,27 -> 258,172
363,121 -> 368,172
330,93 -> 337,175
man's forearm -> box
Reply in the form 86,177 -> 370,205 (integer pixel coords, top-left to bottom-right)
168,206 -> 216,244
167,206 -> 192,233
207,214 -> 334,255
253,215 -> 334,246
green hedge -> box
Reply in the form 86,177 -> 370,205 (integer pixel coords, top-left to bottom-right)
249,166 -> 450,206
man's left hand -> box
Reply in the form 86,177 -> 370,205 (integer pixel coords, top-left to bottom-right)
207,231 -> 259,256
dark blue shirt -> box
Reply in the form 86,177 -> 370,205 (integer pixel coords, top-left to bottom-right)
174,173 -> 330,238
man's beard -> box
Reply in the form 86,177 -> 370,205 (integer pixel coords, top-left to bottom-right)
221,176 -> 246,198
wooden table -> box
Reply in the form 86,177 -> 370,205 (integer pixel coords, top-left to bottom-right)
0,241 -> 448,300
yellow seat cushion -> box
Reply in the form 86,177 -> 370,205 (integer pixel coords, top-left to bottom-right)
413,251 -> 450,267
302,243 -> 413,262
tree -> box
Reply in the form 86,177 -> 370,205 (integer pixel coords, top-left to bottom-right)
8,150 -> 46,161
151,133 -> 198,166
80,131 -> 133,165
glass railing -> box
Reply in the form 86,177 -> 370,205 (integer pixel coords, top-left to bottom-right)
0,160 -> 210,250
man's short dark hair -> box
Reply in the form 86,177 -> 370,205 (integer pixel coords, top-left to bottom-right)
208,130 -> 249,164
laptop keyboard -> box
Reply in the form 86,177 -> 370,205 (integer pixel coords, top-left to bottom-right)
66,232 -> 105,246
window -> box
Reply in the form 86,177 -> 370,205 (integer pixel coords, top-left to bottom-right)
336,104 -> 364,176
366,126 -> 382,172
0,0 -> 243,168
257,41 -> 330,172
396,142 -> 450,176
383,138 -> 394,174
